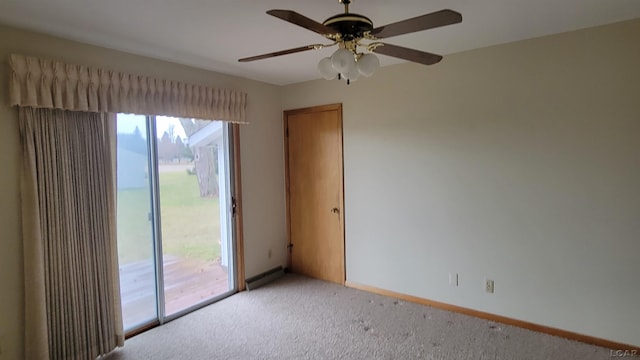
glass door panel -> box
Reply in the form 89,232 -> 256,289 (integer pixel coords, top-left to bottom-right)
117,114 -> 236,332
116,114 -> 158,331
155,117 -> 234,317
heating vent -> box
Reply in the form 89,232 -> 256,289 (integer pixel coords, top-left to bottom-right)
245,266 -> 285,290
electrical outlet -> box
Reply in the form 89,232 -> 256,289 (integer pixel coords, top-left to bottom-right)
485,279 -> 494,293
449,272 -> 459,286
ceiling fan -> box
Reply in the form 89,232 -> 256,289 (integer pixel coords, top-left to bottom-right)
238,0 -> 462,83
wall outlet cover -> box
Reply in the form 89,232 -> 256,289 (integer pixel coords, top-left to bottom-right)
485,279 -> 495,293
449,272 -> 459,286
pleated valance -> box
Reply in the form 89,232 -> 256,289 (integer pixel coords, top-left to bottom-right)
9,54 -> 248,123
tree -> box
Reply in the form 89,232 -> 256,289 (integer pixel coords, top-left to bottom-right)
133,125 -> 143,139
158,131 -> 173,161
117,126 -> 146,155
181,139 -> 194,161
179,118 -> 219,198
173,136 -> 187,163
167,124 -> 176,143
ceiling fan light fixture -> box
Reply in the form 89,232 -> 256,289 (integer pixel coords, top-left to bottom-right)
330,48 -> 356,74
357,53 -> 380,77
318,57 -> 339,80
343,65 -> 361,82
319,47 -> 379,82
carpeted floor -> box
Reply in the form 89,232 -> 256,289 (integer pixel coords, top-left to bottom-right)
104,274 -> 611,359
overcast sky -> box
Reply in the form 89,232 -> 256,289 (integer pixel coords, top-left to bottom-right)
116,113 -> 187,140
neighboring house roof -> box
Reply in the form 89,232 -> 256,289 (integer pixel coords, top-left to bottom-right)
189,122 -> 223,148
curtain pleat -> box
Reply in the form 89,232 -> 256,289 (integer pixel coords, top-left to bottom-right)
20,107 -> 124,360
9,54 -> 248,123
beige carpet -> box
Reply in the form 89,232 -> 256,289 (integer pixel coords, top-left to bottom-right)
104,274 -> 611,359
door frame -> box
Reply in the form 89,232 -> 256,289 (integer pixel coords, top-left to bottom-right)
231,124 -> 246,291
283,103 -> 345,284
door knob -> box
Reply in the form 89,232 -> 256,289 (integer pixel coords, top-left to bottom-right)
331,207 -> 340,214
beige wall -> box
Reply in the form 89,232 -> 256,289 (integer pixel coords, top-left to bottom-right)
282,19 -> 640,346
0,25 -> 287,359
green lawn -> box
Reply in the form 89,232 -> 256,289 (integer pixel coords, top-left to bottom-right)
117,170 -> 221,264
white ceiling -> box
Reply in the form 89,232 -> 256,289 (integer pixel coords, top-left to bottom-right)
1,0 -> 639,85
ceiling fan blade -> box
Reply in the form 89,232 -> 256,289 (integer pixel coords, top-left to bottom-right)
372,43 -> 443,65
372,9 -> 462,39
238,45 -> 319,62
267,10 -> 336,36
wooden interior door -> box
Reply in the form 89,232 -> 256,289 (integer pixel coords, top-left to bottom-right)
285,104 -> 345,284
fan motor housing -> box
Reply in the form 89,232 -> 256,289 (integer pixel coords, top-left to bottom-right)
323,13 -> 373,40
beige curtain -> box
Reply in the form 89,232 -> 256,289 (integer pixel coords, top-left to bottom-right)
20,107 -> 124,359
9,54 -> 248,123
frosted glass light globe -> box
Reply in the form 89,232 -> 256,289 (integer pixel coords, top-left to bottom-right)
317,57 -> 338,80
344,67 -> 360,82
331,48 -> 356,74
357,54 -> 380,77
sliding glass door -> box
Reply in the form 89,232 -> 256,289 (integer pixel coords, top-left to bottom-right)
116,114 -> 236,332
116,114 -> 157,330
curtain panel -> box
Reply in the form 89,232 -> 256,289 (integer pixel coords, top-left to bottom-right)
9,54 -> 248,123
20,108 -> 123,359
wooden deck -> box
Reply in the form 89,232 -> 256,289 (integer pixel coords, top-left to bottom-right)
120,255 -> 230,329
